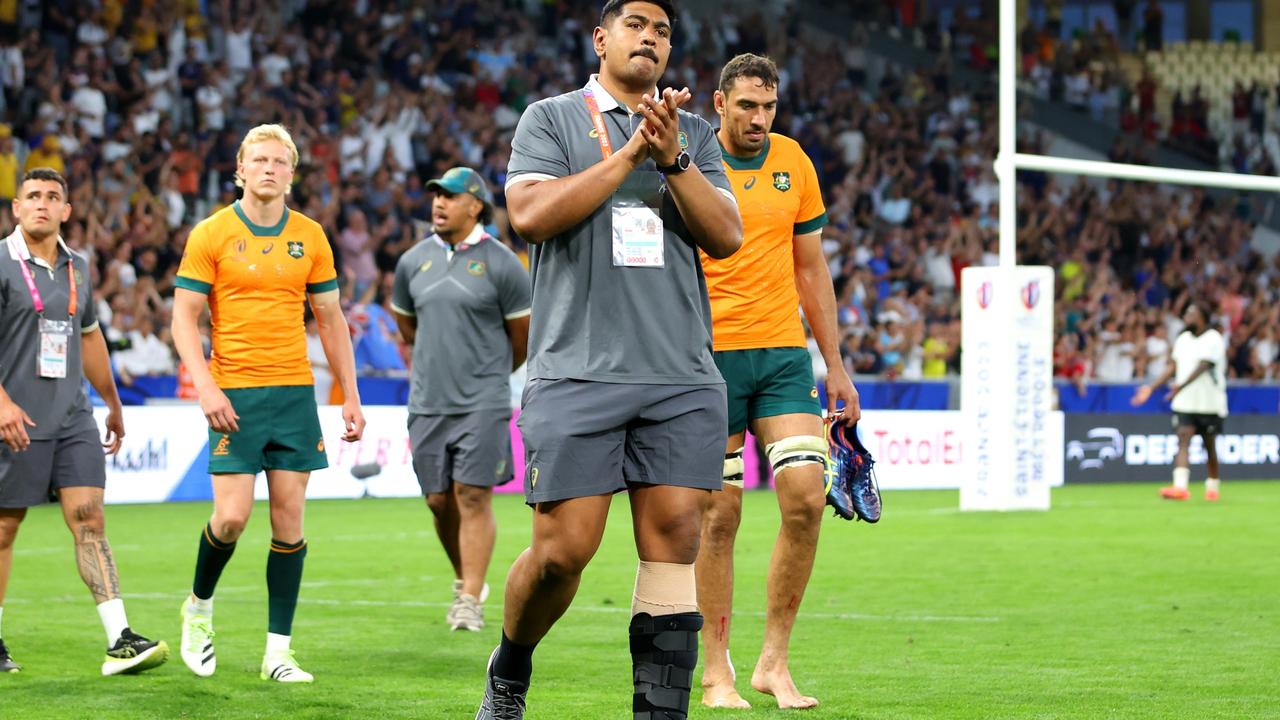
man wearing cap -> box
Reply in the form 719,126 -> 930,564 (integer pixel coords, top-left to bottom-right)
391,166 -> 530,633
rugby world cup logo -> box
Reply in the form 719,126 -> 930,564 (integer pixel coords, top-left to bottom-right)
1021,280 -> 1040,310
977,281 -> 993,309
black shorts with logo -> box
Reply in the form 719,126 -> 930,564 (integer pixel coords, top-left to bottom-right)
1173,412 -> 1224,436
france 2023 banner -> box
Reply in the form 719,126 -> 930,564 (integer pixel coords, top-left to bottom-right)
960,266 -> 1056,511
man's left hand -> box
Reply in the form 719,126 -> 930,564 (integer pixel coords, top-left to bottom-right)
636,87 -> 691,167
342,399 -> 366,442
826,366 -> 861,425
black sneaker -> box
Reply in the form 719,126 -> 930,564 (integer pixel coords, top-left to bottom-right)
476,648 -> 528,720
0,639 -> 20,673
102,627 -> 169,676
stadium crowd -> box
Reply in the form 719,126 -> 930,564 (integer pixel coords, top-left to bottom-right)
0,0 -> 1276,390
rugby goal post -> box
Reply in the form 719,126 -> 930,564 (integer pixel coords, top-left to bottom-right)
959,0 -> 1280,511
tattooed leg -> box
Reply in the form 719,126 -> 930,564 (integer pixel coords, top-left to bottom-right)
60,489 -> 122,603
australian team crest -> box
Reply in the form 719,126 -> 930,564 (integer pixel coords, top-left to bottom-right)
772,171 -> 791,192
678,131 -> 688,149
287,241 -> 304,258
467,259 -> 486,276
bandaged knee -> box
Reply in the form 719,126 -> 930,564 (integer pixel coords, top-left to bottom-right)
722,449 -> 745,488
765,435 -> 827,477
632,561 -> 698,616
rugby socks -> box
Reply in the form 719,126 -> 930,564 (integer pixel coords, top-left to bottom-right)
1205,478 -> 1221,494
96,598 -> 128,646
1172,467 -> 1190,491
193,523 -> 237,600
266,538 -> 307,636
493,631 -> 536,685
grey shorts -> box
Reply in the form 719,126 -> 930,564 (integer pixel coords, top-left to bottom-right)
0,428 -> 107,508
517,378 -> 728,505
408,409 -> 514,495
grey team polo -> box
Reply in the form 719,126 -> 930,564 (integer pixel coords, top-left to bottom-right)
391,225 -> 531,415
505,74 -> 737,386
0,230 -> 99,440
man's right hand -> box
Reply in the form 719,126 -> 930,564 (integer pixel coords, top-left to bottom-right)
200,386 -> 240,433
0,398 -> 35,451
621,116 -> 652,168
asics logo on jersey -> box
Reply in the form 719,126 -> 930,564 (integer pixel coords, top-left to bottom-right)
744,176 -> 757,190
262,242 -> 273,254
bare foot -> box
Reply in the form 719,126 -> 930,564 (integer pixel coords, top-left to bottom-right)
702,682 -> 752,709
751,665 -> 819,710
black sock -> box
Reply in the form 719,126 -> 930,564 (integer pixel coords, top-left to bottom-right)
493,631 -> 536,685
192,523 -> 237,600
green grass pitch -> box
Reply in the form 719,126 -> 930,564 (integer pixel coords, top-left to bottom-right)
2,482 -> 1277,719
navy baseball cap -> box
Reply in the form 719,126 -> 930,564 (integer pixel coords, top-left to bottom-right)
426,167 -> 494,207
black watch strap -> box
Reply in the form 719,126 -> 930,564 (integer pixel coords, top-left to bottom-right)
656,151 -> 690,175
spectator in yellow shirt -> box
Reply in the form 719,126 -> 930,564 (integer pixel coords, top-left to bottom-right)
0,124 -> 17,201
922,321 -> 952,378
24,135 -> 64,176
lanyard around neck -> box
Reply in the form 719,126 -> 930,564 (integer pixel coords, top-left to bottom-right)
582,88 -> 615,160
15,250 -> 76,318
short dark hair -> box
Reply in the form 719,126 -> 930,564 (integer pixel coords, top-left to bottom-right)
719,53 -> 780,97
21,167 -> 68,198
600,0 -> 677,28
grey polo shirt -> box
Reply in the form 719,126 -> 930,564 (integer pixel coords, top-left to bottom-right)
505,75 -> 735,385
0,229 -> 99,440
391,225 -> 531,415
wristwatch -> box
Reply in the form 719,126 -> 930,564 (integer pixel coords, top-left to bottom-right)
656,151 -> 691,175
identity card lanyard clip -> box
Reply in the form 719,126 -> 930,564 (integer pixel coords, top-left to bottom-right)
16,250 -> 76,379
584,88 -> 664,268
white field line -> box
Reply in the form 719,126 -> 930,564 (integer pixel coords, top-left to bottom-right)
9,581 -> 1000,624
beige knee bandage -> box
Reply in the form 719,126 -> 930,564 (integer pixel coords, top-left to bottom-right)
632,561 -> 698,616
765,435 -> 827,478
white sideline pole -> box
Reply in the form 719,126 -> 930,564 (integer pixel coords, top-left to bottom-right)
996,0 -> 1017,268
1013,152 -> 1280,192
